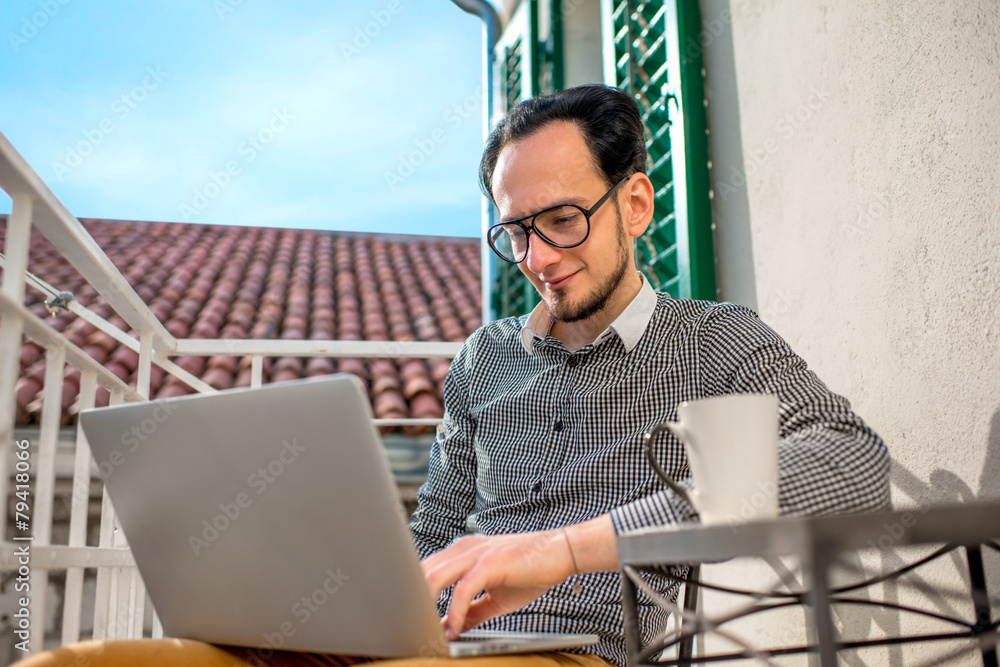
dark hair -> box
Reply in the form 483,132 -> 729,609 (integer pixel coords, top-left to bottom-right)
479,84 -> 647,202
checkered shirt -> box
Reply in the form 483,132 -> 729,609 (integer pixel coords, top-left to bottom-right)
409,282 -> 890,667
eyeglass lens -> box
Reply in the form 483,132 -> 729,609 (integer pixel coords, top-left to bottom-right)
490,205 -> 588,263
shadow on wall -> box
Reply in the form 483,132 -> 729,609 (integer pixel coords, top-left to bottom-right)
892,405 -> 1000,505
702,0 -> 758,309
980,407 -> 1000,501
741,408 -> 1000,665
830,406 -> 1000,666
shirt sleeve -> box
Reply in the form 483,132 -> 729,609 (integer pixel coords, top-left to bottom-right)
610,303 -> 891,534
409,338 -> 479,559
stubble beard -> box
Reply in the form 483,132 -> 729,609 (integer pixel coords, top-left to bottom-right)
547,209 -> 631,324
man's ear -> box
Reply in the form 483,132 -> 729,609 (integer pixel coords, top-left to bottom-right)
622,173 -> 655,238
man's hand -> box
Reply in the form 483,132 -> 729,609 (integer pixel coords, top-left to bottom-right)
421,515 -> 618,638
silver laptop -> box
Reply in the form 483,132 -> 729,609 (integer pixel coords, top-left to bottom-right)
79,374 -> 598,659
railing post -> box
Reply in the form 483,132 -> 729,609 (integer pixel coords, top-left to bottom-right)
126,566 -> 145,638
152,607 -> 163,639
110,513 -> 131,639
137,331 -> 153,399
93,389 -> 125,640
29,344 -> 66,652
0,194 -> 34,540
62,370 -> 97,644
251,355 -> 263,388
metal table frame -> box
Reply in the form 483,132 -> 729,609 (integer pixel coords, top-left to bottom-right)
617,503 -> 1000,666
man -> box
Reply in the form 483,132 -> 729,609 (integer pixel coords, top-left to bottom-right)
22,85 -> 888,667
412,84 -> 890,666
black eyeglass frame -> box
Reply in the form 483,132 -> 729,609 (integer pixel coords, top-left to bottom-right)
487,175 -> 631,264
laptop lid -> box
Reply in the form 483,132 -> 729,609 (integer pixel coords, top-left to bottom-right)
80,374 -> 448,658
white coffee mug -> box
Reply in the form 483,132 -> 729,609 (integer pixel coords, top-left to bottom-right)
644,393 -> 780,526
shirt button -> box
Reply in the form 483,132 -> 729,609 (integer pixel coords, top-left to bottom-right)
554,421 -> 564,432
532,482 -> 543,493
567,356 -> 580,367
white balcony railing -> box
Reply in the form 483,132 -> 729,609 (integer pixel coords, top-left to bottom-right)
0,130 -> 463,656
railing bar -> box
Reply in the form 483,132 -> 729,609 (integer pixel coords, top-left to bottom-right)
175,338 -> 463,358
60,299 -> 139,361
0,544 -> 136,568
0,249 -> 137,359
0,250 -> 63,299
4,275 -> 217,396
0,292 -> 142,400
152,353 -> 218,395
2,291 -> 461,403
251,355 -> 263,389
373,419 -> 444,426
0,194 -> 34,540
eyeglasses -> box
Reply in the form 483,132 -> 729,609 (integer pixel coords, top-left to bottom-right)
487,175 -> 629,264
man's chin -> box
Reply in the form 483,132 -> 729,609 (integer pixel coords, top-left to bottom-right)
543,295 -> 573,323
546,295 -> 592,323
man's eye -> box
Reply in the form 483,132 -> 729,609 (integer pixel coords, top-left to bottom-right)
549,210 -> 584,226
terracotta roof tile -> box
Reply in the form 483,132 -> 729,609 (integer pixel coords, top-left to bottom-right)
3,216 -> 481,430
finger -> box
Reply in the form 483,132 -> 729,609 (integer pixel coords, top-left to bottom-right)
424,543 -> 486,599
442,560 -> 497,639
461,593 -> 505,632
420,535 -> 478,574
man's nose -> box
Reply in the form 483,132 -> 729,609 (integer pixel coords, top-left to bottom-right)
524,232 -> 562,275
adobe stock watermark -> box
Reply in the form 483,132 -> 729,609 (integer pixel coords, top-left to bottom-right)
726,479 -> 779,532
214,0 -> 247,21
863,509 -> 929,553
842,180 -> 906,243
51,66 -> 170,181
95,401 -> 180,482
241,565 -> 350,666
384,84 -> 484,192
680,4 -> 734,62
7,0 -> 72,53
675,0 -> 757,63
715,85 -> 831,201
178,107 -> 294,221
340,0 -> 403,63
188,437 -> 306,556
756,287 -> 802,326
11,438 -> 33,653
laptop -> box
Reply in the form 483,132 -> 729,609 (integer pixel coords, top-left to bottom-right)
79,374 -> 598,659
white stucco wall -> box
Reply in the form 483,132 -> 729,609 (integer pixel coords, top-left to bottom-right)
701,0 -> 1000,663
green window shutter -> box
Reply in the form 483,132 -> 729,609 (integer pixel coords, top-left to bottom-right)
604,0 -> 716,300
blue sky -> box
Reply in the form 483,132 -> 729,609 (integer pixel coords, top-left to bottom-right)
1,0 -> 487,237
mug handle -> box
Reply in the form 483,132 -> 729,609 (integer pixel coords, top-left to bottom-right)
643,423 -> 697,512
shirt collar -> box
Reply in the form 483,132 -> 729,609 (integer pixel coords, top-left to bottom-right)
519,273 -> 657,354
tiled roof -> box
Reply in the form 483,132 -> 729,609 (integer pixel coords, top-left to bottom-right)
1,216 -> 481,432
